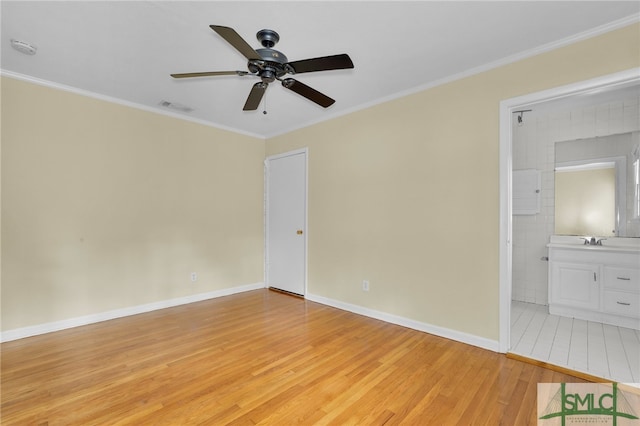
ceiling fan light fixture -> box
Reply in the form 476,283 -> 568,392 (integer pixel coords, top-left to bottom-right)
261,69 -> 276,83
10,39 -> 37,55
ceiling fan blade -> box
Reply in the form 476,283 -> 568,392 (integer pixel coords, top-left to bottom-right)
171,71 -> 249,78
286,54 -> 354,74
210,25 -> 261,61
282,78 -> 335,108
243,82 -> 267,111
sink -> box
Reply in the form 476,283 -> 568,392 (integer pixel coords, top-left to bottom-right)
548,235 -> 640,252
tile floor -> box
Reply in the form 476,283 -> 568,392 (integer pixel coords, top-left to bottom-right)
510,301 -> 640,383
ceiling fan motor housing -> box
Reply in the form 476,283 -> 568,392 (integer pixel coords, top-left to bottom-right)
250,47 -> 289,83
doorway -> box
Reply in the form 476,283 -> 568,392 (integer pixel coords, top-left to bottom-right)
499,69 -> 640,376
265,148 -> 308,296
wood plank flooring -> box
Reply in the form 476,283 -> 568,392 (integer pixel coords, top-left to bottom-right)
510,300 -> 640,383
2,290 -> 587,425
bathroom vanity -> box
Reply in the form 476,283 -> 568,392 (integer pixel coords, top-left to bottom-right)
547,235 -> 640,330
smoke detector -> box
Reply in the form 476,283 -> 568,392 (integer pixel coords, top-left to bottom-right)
10,39 -> 37,55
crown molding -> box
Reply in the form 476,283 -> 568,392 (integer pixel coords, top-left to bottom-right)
3,13 -> 638,140
0,69 -> 266,140
264,13 -> 640,138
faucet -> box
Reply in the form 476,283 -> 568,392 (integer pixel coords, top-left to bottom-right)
581,237 -> 606,246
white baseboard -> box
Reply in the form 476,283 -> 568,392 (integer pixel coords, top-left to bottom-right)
306,293 -> 500,353
1,282 -> 265,342
2,285 -> 499,352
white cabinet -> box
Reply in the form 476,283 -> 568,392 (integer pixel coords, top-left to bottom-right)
550,262 -> 600,310
602,266 -> 640,320
513,169 -> 540,215
548,242 -> 640,330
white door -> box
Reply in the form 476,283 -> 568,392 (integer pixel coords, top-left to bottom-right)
265,149 -> 307,295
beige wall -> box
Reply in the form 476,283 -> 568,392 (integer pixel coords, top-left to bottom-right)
2,23 -> 638,340
1,77 -> 265,331
266,23 -> 640,341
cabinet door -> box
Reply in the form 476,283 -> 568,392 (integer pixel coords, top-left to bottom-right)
550,262 -> 600,310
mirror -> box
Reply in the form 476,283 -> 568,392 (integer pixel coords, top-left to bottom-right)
555,161 -> 617,236
554,131 -> 640,237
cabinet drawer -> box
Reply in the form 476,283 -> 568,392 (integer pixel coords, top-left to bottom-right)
603,267 -> 640,292
603,290 -> 640,318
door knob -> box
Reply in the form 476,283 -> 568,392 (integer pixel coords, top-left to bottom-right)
296,230 -> 303,235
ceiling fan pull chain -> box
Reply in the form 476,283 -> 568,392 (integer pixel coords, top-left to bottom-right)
263,90 -> 268,115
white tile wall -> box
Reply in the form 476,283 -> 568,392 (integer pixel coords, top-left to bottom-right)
512,94 -> 640,305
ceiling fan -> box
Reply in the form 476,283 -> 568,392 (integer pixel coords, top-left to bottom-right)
171,25 -> 354,111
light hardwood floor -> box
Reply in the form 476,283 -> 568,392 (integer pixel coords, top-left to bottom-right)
510,301 -> 640,383
2,290 -> 588,425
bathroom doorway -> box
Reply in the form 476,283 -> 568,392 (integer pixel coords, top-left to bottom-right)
499,69 -> 640,382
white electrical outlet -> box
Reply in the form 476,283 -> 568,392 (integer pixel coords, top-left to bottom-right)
362,280 -> 370,291
190,272 -> 198,282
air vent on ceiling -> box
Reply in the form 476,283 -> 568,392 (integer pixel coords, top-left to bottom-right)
159,100 -> 194,113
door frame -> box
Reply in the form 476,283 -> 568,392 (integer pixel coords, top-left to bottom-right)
498,68 -> 640,353
264,147 -> 309,295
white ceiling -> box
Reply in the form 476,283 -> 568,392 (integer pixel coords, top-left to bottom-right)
2,1 -> 639,139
